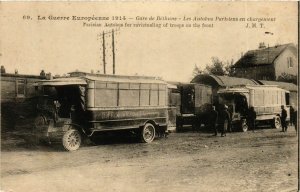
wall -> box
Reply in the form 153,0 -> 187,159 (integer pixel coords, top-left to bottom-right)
274,48 -> 298,79
1,75 -> 42,102
1,75 -> 43,130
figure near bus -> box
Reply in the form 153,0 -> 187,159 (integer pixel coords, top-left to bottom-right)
210,105 -> 218,136
281,105 -> 287,132
247,107 -> 257,132
219,105 -> 231,137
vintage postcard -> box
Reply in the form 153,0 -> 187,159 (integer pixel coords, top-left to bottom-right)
0,2 -> 298,192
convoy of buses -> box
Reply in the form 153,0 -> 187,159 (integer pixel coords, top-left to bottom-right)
1,72 -> 293,151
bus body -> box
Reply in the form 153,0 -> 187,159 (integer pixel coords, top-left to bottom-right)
26,74 -> 169,151
217,85 -> 290,131
176,83 -> 213,130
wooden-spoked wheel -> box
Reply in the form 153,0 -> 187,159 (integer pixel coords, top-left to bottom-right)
62,129 -> 82,151
141,123 -> 156,143
31,115 -> 48,144
273,116 -> 282,129
241,119 -> 248,132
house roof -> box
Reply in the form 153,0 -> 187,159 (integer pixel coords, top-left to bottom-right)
191,74 -> 259,88
233,43 -> 297,68
257,80 -> 298,92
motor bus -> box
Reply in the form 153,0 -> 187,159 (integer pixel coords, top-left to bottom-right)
26,74 -> 170,151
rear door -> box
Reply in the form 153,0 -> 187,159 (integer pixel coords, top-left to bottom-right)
180,84 -> 195,114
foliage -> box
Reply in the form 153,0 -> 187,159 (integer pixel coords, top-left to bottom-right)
277,73 -> 297,84
193,57 -> 235,77
192,64 -> 204,76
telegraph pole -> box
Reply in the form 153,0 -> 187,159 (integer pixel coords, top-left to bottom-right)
99,29 -> 119,75
112,29 -> 115,74
102,31 -> 106,74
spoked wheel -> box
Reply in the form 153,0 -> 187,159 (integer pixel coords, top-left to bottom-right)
32,115 -> 48,144
241,119 -> 248,132
273,116 -> 282,129
141,123 -> 156,143
62,129 -> 82,151
176,117 -> 183,132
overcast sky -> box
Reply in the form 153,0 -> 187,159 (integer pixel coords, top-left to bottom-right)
0,2 -> 298,82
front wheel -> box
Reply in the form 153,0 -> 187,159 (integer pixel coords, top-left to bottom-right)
62,129 -> 82,151
141,123 -> 156,143
176,117 -> 183,132
273,116 -> 281,129
241,119 -> 248,132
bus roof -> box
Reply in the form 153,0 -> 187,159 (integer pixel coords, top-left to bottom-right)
35,74 -> 166,86
218,85 -> 289,94
35,77 -> 87,86
84,75 -> 166,84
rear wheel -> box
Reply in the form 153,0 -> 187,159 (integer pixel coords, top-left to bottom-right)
176,117 -> 183,132
273,116 -> 281,129
62,129 -> 82,151
241,119 -> 248,132
141,123 -> 156,143
31,115 -> 48,144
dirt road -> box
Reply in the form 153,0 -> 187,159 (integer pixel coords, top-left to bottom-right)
1,127 -> 299,192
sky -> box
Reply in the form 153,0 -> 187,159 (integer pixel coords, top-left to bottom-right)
0,2 -> 298,82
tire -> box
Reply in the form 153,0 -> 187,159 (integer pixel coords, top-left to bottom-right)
241,119 -> 248,132
31,115 -> 48,144
273,116 -> 281,129
176,117 -> 183,132
62,129 -> 82,151
141,123 -> 156,143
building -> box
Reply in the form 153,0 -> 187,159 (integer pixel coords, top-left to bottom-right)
232,43 -> 298,81
1,72 -> 46,130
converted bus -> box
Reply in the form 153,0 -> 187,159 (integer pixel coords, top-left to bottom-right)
30,74 -> 170,151
218,85 -> 290,132
176,83 -> 213,130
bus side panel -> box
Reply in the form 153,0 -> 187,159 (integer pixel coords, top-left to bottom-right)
252,88 -> 289,120
86,107 -> 168,131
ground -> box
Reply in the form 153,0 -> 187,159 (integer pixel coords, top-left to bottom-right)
1,126 -> 299,192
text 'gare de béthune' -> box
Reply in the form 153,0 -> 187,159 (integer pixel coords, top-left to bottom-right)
46,15 -> 276,23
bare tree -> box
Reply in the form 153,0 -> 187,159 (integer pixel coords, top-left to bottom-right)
192,64 -> 204,77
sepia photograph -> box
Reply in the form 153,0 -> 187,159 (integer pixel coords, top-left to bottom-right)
0,2 -> 299,192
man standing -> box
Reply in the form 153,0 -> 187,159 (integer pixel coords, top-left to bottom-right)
293,110 -> 297,133
289,106 -> 295,126
219,105 -> 230,137
211,106 -> 218,136
247,107 -> 257,132
281,105 -> 287,132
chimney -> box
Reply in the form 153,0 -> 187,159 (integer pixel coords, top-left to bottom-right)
46,73 -> 52,80
40,70 -> 46,77
1,65 -> 6,74
259,42 -> 266,49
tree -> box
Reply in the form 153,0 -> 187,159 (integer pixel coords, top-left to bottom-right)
192,64 -> 204,77
224,59 -> 235,76
193,57 -> 235,78
205,57 -> 226,76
